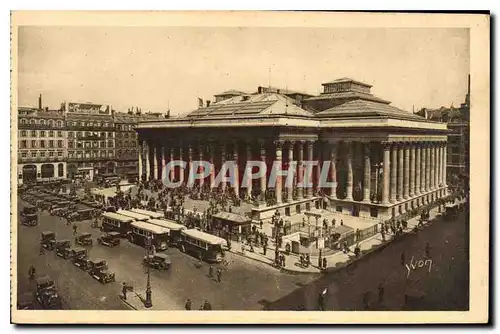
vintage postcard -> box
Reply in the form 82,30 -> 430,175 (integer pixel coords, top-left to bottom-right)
10,11 -> 489,324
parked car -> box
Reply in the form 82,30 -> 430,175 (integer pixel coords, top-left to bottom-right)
55,240 -> 72,258
143,253 -> 172,270
75,232 -> 93,246
41,231 -> 56,250
97,232 -> 121,248
73,250 -> 90,270
35,276 -> 62,309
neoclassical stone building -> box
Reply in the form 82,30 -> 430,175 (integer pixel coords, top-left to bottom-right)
136,78 -> 448,221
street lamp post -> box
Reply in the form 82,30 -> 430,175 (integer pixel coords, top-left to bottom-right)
144,236 -> 153,308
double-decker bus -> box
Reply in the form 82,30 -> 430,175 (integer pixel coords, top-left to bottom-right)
101,212 -> 134,237
179,229 -> 227,263
116,209 -> 150,222
147,219 -> 186,245
128,221 -> 169,251
130,208 -> 164,219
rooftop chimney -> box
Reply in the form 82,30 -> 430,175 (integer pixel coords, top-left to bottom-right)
38,94 -> 42,110
166,109 -> 171,118
206,100 -> 211,107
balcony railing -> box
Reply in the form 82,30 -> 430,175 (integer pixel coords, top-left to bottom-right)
18,156 -> 65,163
66,156 -> 114,162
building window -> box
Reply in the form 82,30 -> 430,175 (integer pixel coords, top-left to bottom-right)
49,140 -> 54,148
49,130 -> 54,137
31,140 -> 36,148
107,132 -> 113,138
108,151 -> 113,158
29,119 -> 35,125
100,141 -> 105,148
40,131 -> 46,137
107,140 -> 113,148
68,141 -> 74,148
57,140 -> 63,148
20,140 -> 27,149
57,121 -> 63,127
85,131 -> 90,137
96,122 -> 101,127
57,131 -> 62,137
40,140 -> 46,148
77,142 -> 82,149
20,118 -> 27,125
31,130 -> 36,137
58,151 -> 63,157
77,132 -> 82,138
68,132 -> 74,138
31,152 -> 36,158
40,151 -> 46,157
20,130 -> 26,137
21,152 -> 27,158
48,120 -> 53,127
40,119 -> 45,126
49,151 -> 54,157
93,141 -> 99,148
101,151 -> 106,158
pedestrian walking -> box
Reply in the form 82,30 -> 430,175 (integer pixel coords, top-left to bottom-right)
378,283 -> 384,304
203,300 -> 212,310
216,268 -> 222,283
241,243 -> 245,255
340,219 -> 344,226
322,257 -> 327,270
73,224 -> 78,236
282,253 -> 286,268
263,243 -> 267,256
332,218 -> 336,228
122,282 -> 128,300
185,298 -> 192,310
208,265 -> 214,278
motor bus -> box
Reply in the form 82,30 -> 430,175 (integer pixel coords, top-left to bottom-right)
179,229 -> 227,263
147,218 -> 186,245
116,209 -> 150,222
127,221 -> 169,251
101,212 -> 135,237
130,208 -> 164,219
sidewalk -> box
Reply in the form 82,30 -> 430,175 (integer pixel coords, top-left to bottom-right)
227,203 -> 453,274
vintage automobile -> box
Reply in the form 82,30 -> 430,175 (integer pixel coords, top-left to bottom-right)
55,239 -> 72,258
50,207 -> 68,217
68,206 -> 96,221
35,276 -> 62,309
72,249 -> 90,270
20,204 -> 38,226
143,253 -> 172,270
17,292 -> 35,310
97,232 -> 121,248
75,232 -> 93,246
41,231 -> 56,250
50,200 -> 71,212
88,259 -> 115,284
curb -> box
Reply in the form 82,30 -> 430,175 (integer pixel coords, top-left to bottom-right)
119,296 -> 138,310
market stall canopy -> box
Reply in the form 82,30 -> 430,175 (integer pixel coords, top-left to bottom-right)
212,212 -> 251,225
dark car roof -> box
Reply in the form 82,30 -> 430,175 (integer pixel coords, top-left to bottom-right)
105,232 -> 121,236
36,276 -> 53,285
57,239 -> 70,243
79,232 -> 92,237
42,231 -> 54,235
73,247 -> 87,252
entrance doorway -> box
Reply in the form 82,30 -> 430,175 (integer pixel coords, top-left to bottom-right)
352,204 -> 360,217
40,164 -> 54,178
22,165 -> 37,184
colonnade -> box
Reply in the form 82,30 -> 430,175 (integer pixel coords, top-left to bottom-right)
137,138 -> 447,207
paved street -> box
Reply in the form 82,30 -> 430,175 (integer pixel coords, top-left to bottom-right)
267,207 -> 469,311
16,198 -> 317,310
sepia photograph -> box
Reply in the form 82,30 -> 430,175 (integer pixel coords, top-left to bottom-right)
10,11 -> 489,324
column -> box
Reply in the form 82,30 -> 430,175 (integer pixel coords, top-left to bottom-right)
330,142 -> 337,199
153,146 -> 158,180
145,141 -> 150,181
178,145 -> 184,185
287,141 -> 294,202
187,143 -> 193,188
390,143 -> 397,203
245,142 -> 253,198
434,144 -> 439,189
443,143 -> 447,186
275,141 -> 283,204
315,142 -> 322,193
436,143 -> 441,187
209,144 -> 215,188
198,143 -> 204,188
430,143 -> 435,190
233,141 -> 240,198
160,145 -> 166,180
382,142 -> 391,204
421,143 -> 427,193
259,142 -> 266,194
138,140 -> 143,181
169,147 -> 174,182
409,142 -> 416,197
425,143 -> 431,191
345,141 -> 353,201
415,143 -> 421,195
403,143 -> 410,199
397,143 -> 403,201
297,141 -> 304,199
363,143 -> 371,202
307,141 -> 314,198
220,143 -> 226,192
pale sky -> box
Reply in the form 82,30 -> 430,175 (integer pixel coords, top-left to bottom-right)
18,26 -> 469,115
